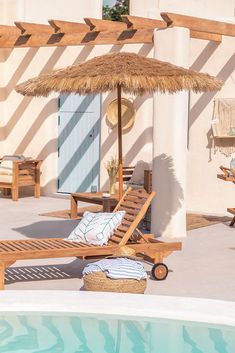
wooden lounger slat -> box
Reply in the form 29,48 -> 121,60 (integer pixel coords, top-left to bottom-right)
22,240 -> 46,250
122,219 -> 132,226
120,200 -> 142,210
128,189 -> 148,198
44,239 -> 77,249
1,241 -> 28,252
123,195 -> 146,204
38,240 -> 63,249
54,240 -> 92,249
108,239 -> 120,244
110,235 -> 123,242
114,230 -> 126,238
24,240 -> 51,251
52,239 -> 80,248
27,240 -> 54,250
123,214 -> 136,222
115,226 -> 127,233
119,207 -> 139,215
7,240 -> 46,251
56,240 -> 87,248
0,243 -> 18,252
73,242 -> 90,247
55,239 -> 95,248
7,241 -> 32,252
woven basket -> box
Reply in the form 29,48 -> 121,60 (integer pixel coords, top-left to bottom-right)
83,272 -> 146,294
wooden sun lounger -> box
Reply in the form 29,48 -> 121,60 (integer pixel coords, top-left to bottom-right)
0,188 -> 181,289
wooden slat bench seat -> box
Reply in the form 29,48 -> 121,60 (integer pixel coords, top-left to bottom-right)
0,188 -> 181,289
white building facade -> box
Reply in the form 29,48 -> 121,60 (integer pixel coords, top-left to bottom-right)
0,0 -> 235,238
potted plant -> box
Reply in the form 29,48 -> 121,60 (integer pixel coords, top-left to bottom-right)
105,156 -> 119,195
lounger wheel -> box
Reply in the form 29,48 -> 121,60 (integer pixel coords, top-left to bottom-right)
151,263 -> 168,280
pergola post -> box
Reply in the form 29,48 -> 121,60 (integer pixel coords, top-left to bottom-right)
151,27 -> 190,238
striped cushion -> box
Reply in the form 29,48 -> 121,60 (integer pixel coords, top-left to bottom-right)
83,258 -> 147,280
67,211 -> 125,246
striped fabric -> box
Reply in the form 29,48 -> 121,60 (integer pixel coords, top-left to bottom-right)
83,258 -> 147,281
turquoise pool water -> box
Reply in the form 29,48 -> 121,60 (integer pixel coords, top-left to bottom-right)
0,313 -> 234,353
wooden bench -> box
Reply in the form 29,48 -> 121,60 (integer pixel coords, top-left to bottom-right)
0,159 -> 42,201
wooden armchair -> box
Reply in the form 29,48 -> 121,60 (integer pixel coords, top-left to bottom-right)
117,167 -> 152,193
0,160 -> 42,201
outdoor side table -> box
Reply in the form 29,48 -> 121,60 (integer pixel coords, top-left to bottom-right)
217,166 -> 235,226
70,192 -> 119,219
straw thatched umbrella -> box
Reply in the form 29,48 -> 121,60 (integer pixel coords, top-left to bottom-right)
16,52 -> 222,198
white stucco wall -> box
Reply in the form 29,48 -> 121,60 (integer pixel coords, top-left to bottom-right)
0,0 -> 104,194
187,35 -> 235,214
131,0 -> 235,216
130,0 -> 235,19
1,0 -> 235,218
0,0 -> 154,195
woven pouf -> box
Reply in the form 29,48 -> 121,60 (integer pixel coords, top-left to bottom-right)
83,271 -> 146,294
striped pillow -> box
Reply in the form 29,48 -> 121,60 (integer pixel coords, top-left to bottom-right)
67,211 -> 125,246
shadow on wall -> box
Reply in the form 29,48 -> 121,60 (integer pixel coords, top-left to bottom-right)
1,45 -> 95,144
206,126 -> 214,162
1,45 -> 97,194
190,42 -> 220,72
3,43 -> 153,195
101,91 -> 153,190
0,48 -> 39,102
0,47 -> 67,142
189,52 -> 235,130
101,126 -> 153,190
152,154 -> 184,236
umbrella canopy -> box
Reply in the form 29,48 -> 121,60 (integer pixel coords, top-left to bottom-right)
16,52 -> 222,97
16,52 -> 223,198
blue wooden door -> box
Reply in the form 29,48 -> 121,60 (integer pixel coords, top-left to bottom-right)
58,94 -> 101,193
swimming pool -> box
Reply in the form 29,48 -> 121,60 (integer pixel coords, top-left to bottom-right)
0,291 -> 234,353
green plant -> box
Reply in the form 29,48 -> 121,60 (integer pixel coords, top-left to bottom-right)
103,0 -> 129,22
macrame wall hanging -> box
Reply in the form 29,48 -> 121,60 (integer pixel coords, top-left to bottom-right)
212,98 -> 235,156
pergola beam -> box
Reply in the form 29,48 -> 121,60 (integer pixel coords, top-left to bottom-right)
48,19 -> 89,33
122,15 -> 166,29
0,29 -> 153,48
0,13 -> 232,48
121,15 -> 221,42
84,18 -> 127,31
14,21 -> 54,35
161,12 -> 235,37
0,25 -> 20,36
190,30 -> 222,42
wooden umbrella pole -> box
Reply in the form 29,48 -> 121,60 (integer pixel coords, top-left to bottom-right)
117,84 -> 123,200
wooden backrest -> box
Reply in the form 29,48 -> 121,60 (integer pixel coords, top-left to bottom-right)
116,166 -> 135,182
108,188 -> 155,246
13,160 -> 41,178
117,166 -> 152,193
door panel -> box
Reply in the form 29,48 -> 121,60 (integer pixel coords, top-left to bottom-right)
58,94 -> 100,193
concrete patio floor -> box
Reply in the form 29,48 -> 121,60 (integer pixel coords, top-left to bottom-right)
1,195 -> 235,301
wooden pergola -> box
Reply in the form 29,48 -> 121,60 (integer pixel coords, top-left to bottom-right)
0,12 -> 234,48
